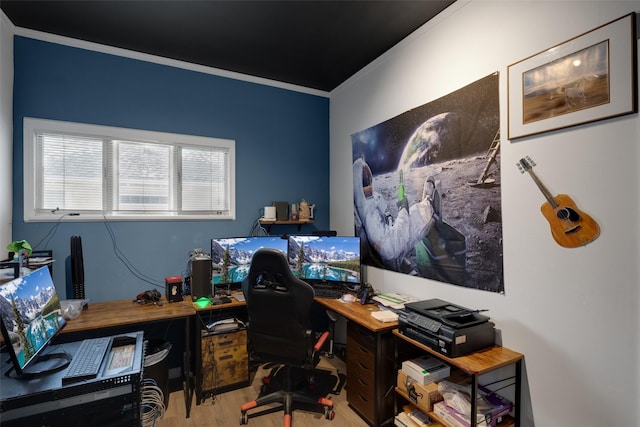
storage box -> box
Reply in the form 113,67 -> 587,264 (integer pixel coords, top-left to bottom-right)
201,328 -> 249,392
397,369 -> 443,413
401,355 -> 450,385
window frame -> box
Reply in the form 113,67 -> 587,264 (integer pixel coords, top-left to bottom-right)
23,117 -> 236,222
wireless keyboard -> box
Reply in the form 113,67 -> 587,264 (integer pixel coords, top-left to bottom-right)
312,285 -> 346,299
62,336 -> 111,385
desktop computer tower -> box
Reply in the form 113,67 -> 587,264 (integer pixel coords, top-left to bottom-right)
190,257 -> 212,300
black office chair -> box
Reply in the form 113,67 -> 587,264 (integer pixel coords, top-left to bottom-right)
240,248 -> 335,426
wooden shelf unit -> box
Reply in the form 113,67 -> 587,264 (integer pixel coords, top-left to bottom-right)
394,330 -> 523,427
258,219 -> 315,232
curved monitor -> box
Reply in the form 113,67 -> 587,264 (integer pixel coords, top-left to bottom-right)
0,266 -> 66,375
288,235 -> 361,287
211,236 -> 289,286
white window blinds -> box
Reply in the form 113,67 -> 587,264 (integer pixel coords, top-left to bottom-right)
24,118 -> 235,221
37,132 -> 104,211
181,146 -> 230,212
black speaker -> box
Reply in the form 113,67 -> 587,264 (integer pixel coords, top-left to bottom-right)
273,201 -> 289,221
70,235 -> 85,299
190,257 -> 212,300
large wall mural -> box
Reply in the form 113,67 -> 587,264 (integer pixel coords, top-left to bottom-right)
351,72 -> 504,293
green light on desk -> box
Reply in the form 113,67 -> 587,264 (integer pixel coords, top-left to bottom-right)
194,297 -> 212,309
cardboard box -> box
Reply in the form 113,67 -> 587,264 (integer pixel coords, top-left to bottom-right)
397,369 -> 443,413
401,355 -> 450,385
201,329 -> 249,391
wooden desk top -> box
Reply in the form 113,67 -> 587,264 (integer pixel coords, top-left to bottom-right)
193,298 -> 246,311
192,296 -> 397,333
393,329 -> 524,375
314,297 -> 398,332
62,297 -> 195,334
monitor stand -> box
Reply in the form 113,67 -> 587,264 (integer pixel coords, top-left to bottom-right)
5,352 -> 71,380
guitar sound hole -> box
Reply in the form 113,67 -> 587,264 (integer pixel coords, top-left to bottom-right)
557,207 -> 580,222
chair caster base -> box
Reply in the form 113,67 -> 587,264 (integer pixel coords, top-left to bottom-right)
324,407 -> 335,420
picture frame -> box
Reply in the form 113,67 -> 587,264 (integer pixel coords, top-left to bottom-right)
508,13 -> 636,140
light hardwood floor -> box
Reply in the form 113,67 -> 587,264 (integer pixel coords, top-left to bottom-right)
156,356 -> 370,427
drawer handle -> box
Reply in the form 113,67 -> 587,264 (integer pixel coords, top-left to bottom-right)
358,361 -> 368,370
219,340 -> 233,346
219,354 -> 233,361
358,392 -> 369,403
358,376 -> 368,386
358,345 -> 370,355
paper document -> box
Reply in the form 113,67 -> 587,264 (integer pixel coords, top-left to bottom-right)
371,310 -> 398,322
372,293 -> 416,309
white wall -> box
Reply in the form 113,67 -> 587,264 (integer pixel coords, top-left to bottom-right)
0,12 -> 13,248
330,1 -> 640,426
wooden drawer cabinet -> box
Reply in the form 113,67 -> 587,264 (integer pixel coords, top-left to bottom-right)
200,328 -> 249,394
346,321 -> 395,426
347,335 -> 376,420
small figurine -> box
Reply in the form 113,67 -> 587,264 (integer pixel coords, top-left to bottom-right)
299,199 -> 310,220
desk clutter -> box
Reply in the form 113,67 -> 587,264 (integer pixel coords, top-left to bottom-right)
389,298 -> 521,427
0,331 -> 146,427
395,360 -> 514,427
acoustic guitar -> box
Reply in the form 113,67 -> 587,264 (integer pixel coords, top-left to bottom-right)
517,156 -> 600,248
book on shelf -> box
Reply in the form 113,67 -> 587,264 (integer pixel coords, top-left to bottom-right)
403,404 -> 432,427
396,403 -> 436,427
395,411 -> 418,427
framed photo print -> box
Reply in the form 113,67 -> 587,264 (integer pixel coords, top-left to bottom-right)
508,13 -> 636,140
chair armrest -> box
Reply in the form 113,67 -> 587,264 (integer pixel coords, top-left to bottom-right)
313,331 -> 330,352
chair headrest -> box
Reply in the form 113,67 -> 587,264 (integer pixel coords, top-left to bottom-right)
248,248 -> 310,295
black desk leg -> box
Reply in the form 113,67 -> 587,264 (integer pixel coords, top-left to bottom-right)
470,374 -> 478,427
515,359 -> 522,426
183,314 -> 194,418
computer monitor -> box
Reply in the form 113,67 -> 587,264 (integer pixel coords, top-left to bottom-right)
288,235 -> 361,287
0,266 -> 67,376
211,236 -> 289,287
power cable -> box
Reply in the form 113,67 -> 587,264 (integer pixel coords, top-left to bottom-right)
102,215 -> 163,288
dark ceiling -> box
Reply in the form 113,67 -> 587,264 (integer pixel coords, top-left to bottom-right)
1,0 -> 454,92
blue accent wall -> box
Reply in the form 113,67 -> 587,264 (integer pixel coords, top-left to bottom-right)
12,37 -> 329,302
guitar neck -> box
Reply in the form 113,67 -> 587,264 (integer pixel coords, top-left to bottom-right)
527,169 -> 558,208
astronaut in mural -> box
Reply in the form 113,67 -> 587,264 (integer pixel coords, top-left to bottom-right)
353,157 -> 438,269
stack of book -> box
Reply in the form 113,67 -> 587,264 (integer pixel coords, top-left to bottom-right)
394,404 -> 433,427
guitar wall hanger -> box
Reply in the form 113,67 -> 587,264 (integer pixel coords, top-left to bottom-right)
517,156 -> 600,248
